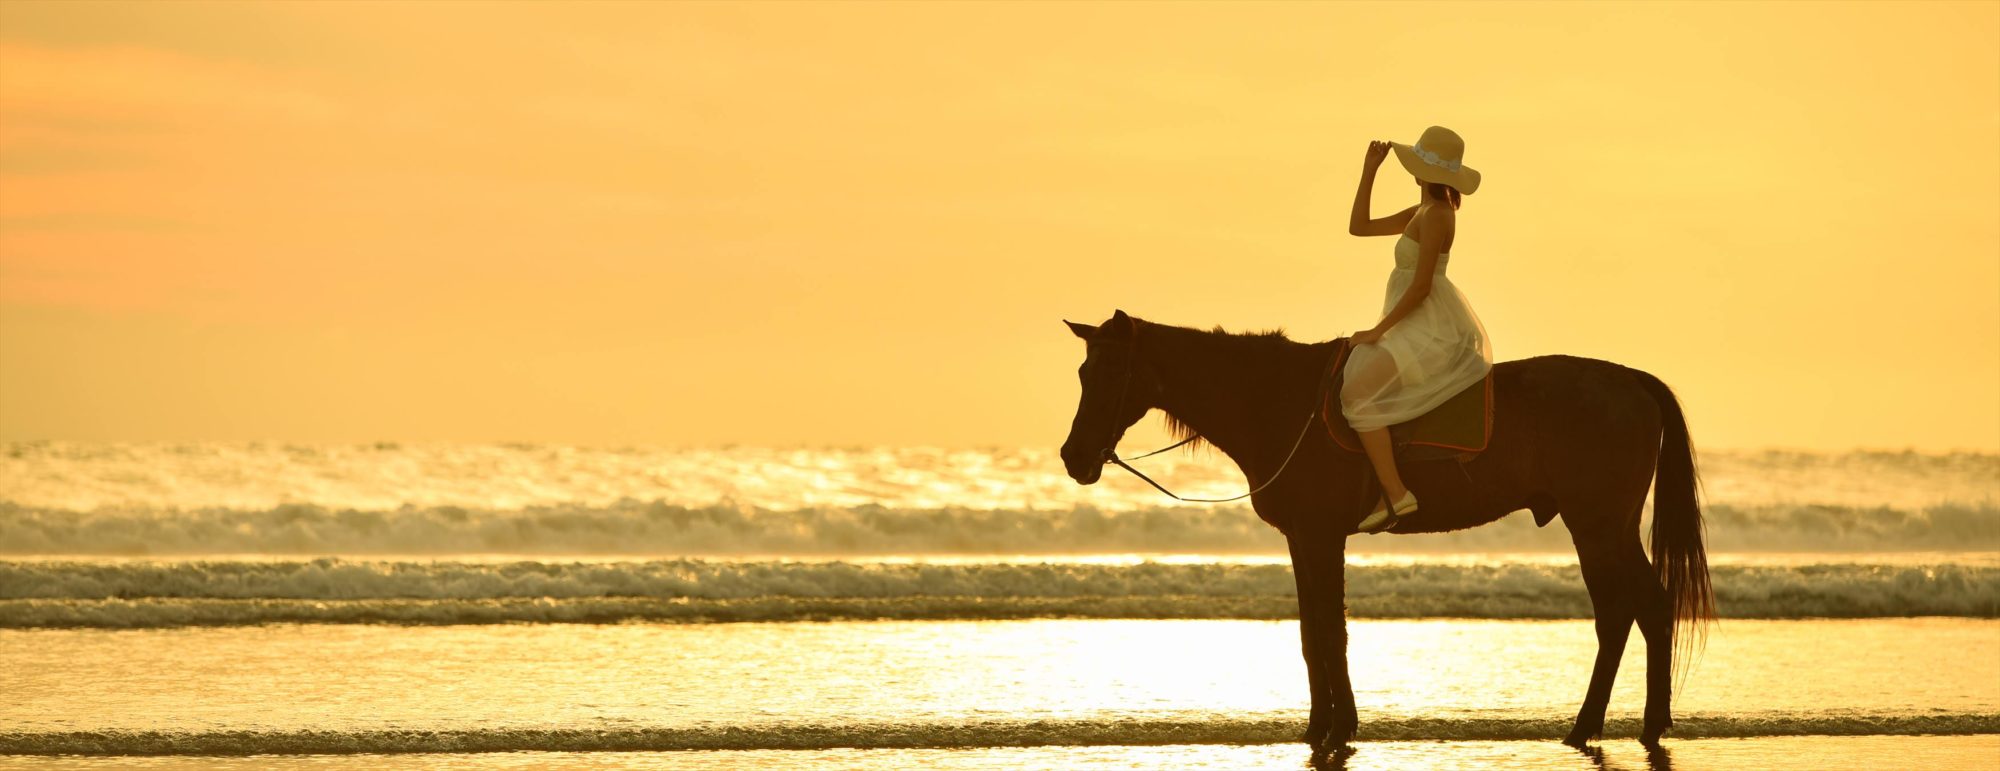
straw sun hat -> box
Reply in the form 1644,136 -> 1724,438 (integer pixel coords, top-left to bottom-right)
1390,125 -> 1481,196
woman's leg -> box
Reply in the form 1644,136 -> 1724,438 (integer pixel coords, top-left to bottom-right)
1341,349 -> 1412,503
1358,426 -> 1409,502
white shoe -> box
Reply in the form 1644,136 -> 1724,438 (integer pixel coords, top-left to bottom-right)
1357,489 -> 1417,534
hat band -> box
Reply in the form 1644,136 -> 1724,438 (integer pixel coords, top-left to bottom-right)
1411,141 -> 1462,172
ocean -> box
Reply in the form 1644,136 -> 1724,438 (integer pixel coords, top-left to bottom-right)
1,442 -> 1996,768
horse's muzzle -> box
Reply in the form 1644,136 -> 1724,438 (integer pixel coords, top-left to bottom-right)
1059,443 -> 1104,485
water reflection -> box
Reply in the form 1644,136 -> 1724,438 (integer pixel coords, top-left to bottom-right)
1570,742 -> 1674,771
1304,739 -> 1680,771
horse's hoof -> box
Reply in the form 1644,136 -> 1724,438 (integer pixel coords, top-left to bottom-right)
1640,718 -> 1671,748
1562,721 -> 1601,748
1302,717 -> 1331,750
1333,710 -> 1359,746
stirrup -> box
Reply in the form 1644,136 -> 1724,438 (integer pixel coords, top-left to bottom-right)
1357,489 -> 1417,534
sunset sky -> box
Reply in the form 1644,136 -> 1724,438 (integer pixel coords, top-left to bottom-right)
1,0 -> 1995,450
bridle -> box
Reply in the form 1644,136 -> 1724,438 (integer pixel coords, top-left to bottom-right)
1093,327 -> 1345,503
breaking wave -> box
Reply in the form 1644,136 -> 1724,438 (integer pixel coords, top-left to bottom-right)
4,559 -> 1992,627
3,713 -> 1994,755
5,499 -> 1999,557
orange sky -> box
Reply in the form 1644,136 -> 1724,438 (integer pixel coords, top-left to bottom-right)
1,0 -> 1996,450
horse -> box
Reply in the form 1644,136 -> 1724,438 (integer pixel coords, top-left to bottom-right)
1057,309 -> 1715,759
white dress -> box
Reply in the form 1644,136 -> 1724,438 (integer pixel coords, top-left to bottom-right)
1339,232 -> 1493,431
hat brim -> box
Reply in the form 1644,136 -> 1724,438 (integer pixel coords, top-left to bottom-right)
1390,141 -> 1480,196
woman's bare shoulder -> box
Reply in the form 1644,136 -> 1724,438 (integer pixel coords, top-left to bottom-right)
1407,203 -> 1454,236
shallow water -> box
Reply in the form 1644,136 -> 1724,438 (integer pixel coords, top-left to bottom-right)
12,736 -> 1998,770
3,619 -> 1994,756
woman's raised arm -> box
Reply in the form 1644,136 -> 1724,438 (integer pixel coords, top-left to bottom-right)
1349,140 -> 1416,237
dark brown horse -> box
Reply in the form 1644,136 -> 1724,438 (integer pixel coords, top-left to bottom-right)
1058,309 -> 1715,758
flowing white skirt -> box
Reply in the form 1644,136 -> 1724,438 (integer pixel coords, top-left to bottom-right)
1339,267 -> 1493,431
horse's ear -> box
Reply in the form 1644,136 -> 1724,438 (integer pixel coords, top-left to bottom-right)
1107,309 -> 1137,336
1064,320 -> 1096,340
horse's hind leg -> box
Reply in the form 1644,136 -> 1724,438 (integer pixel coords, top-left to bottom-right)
1562,525 -> 1639,747
1625,537 -> 1676,747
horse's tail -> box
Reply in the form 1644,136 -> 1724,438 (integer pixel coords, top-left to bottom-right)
1632,368 -> 1716,682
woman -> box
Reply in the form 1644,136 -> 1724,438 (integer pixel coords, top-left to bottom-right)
1343,125 -> 1493,534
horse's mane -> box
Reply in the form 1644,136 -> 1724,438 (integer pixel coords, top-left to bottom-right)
1160,412 -> 1209,453
1146,321 -> 1299,455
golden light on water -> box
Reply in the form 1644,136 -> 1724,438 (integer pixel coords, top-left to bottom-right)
8,619 -> 1995,736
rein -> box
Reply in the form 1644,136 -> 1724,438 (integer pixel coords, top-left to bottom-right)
1098,333 -> 1346,503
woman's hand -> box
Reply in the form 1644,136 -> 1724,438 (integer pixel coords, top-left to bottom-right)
1364,140 -> 1390,170
1351,327 -> 1384,345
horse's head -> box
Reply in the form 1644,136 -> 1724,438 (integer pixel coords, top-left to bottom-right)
1059,309 -> 1160,485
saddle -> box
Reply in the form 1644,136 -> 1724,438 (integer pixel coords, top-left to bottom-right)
1319,339 -> 1493,463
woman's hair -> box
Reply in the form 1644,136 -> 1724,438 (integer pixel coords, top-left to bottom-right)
1423,180 -> 1462,210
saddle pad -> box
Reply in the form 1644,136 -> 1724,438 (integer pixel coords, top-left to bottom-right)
1320,341 -> 1494,462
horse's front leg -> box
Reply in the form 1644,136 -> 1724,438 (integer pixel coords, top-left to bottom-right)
1289,532 -> 1357,754
1288,535 -> 1331,749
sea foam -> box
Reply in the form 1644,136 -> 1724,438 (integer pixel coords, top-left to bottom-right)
5,500 -> 1997,556
3,559 -> 1991,627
